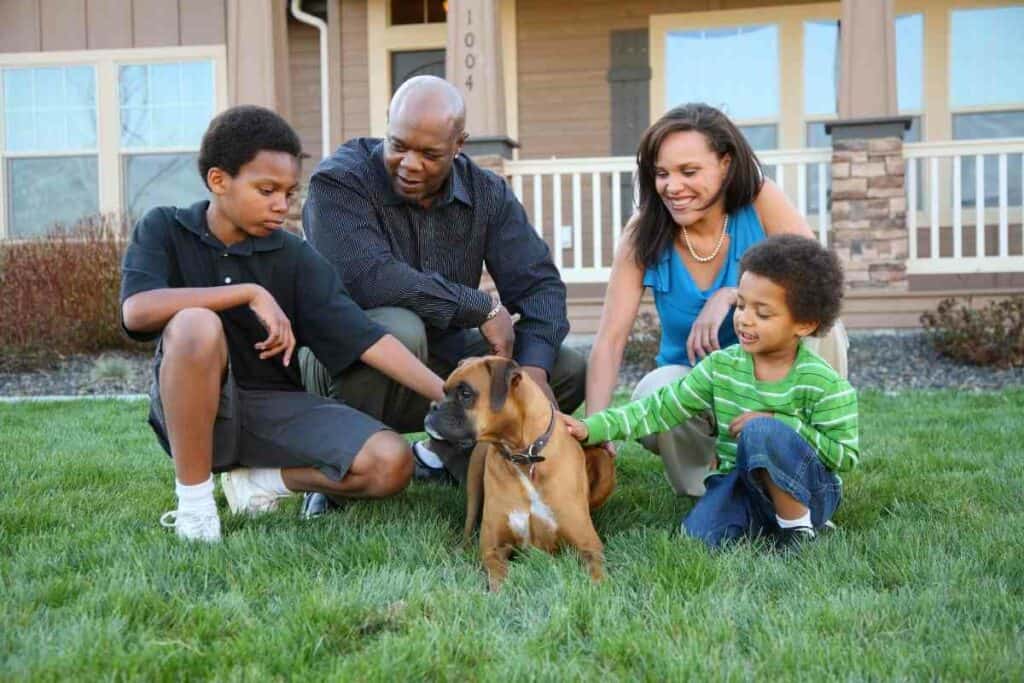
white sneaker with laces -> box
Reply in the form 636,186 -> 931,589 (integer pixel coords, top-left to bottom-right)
221,468 -> 288,515
160,508 -> 222,542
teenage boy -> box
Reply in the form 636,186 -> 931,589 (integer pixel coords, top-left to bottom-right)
563,235 -> 859,551
121,106 -> 444,543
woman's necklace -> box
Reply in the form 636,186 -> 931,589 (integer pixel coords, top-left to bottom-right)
681,214 -> 729,263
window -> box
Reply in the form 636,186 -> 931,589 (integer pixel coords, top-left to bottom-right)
119,61 -> 212,220
0,47 -> 224,239
390,0 -> 446,26
950,6 -> 1024,207
665,25 -> 780,152
803,20 -> 838,212
2,66 -> 99,237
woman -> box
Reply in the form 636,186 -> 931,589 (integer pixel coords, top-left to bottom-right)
586,103 -> 847,497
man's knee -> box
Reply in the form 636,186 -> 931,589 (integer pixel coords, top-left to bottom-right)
362,431 -> 413,497
162,308 -> 226,365
366,307 -> 428,360
551,345 -> 587,413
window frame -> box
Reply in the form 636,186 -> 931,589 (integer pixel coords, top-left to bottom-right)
0,45 -> 227,239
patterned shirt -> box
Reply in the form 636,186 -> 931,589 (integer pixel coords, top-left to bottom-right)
584,344 -> 860,474
303,138 -> 569,373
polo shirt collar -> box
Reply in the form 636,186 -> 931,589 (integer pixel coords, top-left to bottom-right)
372,141 -> 473,208
175,200 -> 285,254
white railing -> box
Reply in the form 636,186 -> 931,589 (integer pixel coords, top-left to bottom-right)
904,138 -> 1024,274
505,148 -> 832,284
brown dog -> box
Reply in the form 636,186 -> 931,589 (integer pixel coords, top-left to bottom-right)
424,356 -> 615,591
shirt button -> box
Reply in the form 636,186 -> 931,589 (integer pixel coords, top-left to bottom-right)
224,277 -> 232,284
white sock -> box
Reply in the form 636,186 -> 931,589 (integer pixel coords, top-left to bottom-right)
413,441 -> 444,469
175,476 -> 216,513
248,467 -> 291,495
776,510 -> 812,529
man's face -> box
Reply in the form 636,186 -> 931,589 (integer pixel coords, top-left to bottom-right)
383,112 -> 464,206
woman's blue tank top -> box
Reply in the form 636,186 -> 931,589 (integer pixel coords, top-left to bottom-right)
642,203 -> 766,367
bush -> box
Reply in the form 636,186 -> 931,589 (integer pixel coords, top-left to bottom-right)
920,296 -> 1024,368
622,309 -> 661,374
0,215 -> 143,369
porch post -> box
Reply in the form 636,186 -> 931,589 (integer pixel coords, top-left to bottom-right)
226,0 -> 291,117
445,0 -> 517,161
830,0 -> 910,290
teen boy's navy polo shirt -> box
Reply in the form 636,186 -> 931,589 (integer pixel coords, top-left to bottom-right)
120,200 -> 386,392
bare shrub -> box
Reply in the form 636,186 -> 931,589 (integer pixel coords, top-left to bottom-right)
920,296 -> 1024,368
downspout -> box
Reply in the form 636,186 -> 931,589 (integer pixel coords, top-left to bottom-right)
289,0 -> 330,159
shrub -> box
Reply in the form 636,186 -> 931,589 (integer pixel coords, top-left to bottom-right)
622,309 -> 661,374
0,215 -> 143,369
920,296 -> 1024,368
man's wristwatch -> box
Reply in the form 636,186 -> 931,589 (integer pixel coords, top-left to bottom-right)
484,301 -> 503,322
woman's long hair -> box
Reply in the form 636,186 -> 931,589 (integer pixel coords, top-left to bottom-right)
631,103 -> 764,269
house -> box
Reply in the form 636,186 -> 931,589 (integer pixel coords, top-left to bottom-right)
1,0 -> 1022,331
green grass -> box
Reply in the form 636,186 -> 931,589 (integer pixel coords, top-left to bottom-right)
2,390 -> 1023,681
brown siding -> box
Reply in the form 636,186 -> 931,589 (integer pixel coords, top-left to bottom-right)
0,0 -> 227,52
180,0 -> 226,46
0,0 -> 42,52
86,0 -> 133,49
288,18 -> 323,177
340,0 -> 370,141
515,0 -> 822,160
40,0 -> 86,51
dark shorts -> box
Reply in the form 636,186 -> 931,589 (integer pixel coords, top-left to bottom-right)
148,342 -> 388,480
683,417 -> 842,549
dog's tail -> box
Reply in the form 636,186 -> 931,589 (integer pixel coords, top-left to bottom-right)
584,446 -> 615,510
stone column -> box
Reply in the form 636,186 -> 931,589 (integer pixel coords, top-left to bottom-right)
830,131 -> 910,289
829,0 -> 910,290
446,0 -> 517,160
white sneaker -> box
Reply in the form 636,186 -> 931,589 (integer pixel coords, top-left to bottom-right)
221,468 -> 288,516
160,508 -> 222,543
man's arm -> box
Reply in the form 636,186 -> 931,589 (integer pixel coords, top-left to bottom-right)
303,172 -> 493,330
483,180 -> 570,375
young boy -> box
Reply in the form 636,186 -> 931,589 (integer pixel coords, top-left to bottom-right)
564,235 -> 858,550
120,106 -> 445,543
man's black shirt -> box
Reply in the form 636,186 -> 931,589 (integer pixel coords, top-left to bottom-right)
302,138 -> 569,372
120,201 -> 385,391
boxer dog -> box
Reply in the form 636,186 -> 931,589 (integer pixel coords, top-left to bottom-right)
425,356 -> 615,591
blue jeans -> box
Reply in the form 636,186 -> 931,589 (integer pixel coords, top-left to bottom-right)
683,417 -> 842,549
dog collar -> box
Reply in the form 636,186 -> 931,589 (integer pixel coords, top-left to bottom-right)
496,404 -> 555,466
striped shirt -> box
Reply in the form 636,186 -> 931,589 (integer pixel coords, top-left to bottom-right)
303,138 -> 569,372
584,344 -> 860,474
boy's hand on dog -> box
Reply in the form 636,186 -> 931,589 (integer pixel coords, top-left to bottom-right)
728,411 -> 773,438
559,413 -> 589,442
248,285 -> 296,366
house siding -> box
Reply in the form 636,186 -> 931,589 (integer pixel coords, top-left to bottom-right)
0,0 -> 227,53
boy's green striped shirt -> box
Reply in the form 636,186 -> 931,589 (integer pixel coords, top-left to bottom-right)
584,344 -> 860,474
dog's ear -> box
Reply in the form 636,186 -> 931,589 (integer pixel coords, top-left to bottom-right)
488,358 -> 522,412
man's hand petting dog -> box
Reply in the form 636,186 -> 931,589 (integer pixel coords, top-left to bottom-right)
479,304 -> 514,358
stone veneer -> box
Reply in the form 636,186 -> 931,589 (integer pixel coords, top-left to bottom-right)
830,137 -> 908,290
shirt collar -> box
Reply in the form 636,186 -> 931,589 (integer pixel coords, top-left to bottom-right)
175,200 -> 285,254
372,141 -> 473,208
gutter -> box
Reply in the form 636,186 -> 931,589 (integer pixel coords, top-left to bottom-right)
289,0 -> 331,159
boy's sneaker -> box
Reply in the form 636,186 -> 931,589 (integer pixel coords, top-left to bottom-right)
160,508 -> 222,543
773,526 -> 816,553
412,441 -> 458,487
221,468 -> 288,515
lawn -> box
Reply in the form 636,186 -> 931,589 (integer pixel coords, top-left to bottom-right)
2,390 -> 1023,681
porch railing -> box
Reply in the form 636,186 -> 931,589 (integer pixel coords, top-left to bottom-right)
505,148 -> 833,284
904,138 -> 1024,274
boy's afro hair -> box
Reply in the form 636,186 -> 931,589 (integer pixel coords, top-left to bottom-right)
198,105 -> 302,189
739,234 -> 844,337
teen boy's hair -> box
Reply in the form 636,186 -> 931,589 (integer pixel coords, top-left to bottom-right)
740,234 -> 844,336
198,105 -> 302,189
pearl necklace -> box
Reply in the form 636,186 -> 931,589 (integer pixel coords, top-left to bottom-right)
681,214 -> 729,263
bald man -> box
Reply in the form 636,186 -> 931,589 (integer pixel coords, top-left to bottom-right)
299,76 -> 585,515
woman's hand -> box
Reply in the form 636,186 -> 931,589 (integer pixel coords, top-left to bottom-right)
686,286 -> 737,365
559,412 -> 589,442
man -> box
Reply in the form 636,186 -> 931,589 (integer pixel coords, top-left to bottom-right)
300,76 -> 585,514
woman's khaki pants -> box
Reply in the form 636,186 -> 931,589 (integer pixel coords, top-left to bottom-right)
631,320 -> 849,497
